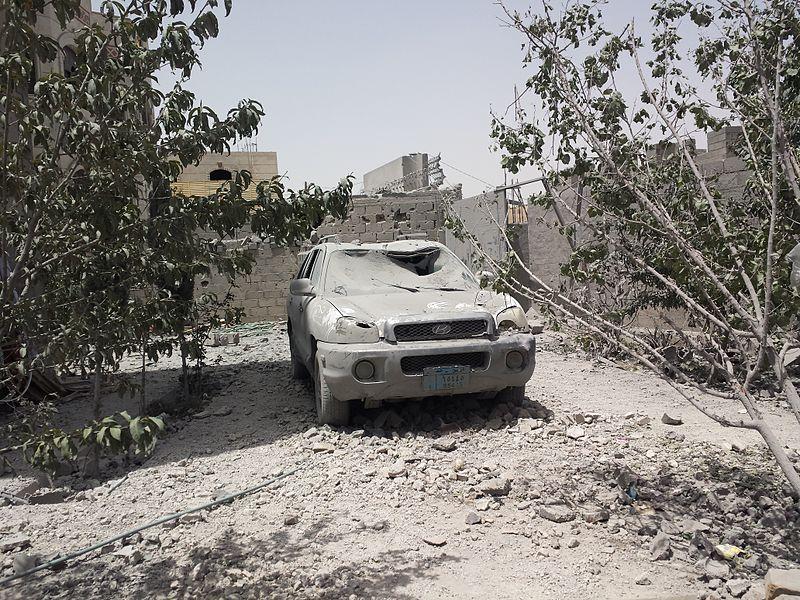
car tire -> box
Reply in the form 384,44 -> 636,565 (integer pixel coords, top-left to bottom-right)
289,334 -> 309,380
498,385 -> 525,405
314,354 -> 351,426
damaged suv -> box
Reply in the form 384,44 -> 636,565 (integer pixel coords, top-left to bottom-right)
287,239 -> 537,424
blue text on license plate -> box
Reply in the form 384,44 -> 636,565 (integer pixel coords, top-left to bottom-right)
422,365 -> 471,391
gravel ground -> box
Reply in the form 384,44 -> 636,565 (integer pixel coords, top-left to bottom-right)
1,324 -> 799,600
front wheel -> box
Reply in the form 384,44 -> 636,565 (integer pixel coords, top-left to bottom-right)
497,386 -> 525,405
314,354 -> 351,425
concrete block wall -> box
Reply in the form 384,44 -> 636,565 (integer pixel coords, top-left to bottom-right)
200,190 -> 444,323
315,191 -> 444,244
199,244 -> 300,323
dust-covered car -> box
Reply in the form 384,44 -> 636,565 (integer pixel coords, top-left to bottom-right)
286,239 -> 537,424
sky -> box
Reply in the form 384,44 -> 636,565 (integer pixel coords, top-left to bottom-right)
155,0 -> 656,197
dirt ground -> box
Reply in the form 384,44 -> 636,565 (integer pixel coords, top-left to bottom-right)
0,324 -> 798,600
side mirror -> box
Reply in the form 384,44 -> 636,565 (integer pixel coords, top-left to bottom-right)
290,278 -> 316,297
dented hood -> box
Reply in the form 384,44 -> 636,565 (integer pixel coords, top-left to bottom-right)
325,289 -> 512,323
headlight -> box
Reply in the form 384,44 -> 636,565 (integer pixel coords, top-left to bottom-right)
495,306 -> 529,333
332,316 -> 380,343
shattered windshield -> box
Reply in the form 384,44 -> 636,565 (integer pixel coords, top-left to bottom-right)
324,246 -> 479,296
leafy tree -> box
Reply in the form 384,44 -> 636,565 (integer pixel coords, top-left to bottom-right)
460,0 -> 800,493
0,0 -> 352,474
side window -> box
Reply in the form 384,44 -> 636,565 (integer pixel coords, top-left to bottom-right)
309,249 -> 325,284
300,250 -> 319,279
295,253 -> 311,279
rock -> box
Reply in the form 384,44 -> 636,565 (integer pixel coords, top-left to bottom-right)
538,505 -> 575,523
0,534 -> 31,553
113,546 -> 143,565
566,426 -> 585,440
432,439 -> 457,452
28,490 -> 67,505
451,457 -> 466,472
422,535 -> 447,547
567,537 -> 580,548
475,498 -> 490,511
765,569 -> 800,600
760,508 -> 788,529
650,531 -> 672,561
178,513 -> 206,525
698,558 -> 730,580
12,554 -> 40,575
726,579 -> 751,598
636,416 -> 651,427
311,442 -> 335,454
479,477 -> 511,496
485,418 -> 504,430
635,575 -> 652,586
465,512 -> 482,525
212,406 -> 232,417
283,514 -> 300,526
661,413 -> 683,426
582,507 -> 610,523
385,461 -> 407,478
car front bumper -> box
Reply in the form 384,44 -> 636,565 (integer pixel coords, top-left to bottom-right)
316,333 -> 536,403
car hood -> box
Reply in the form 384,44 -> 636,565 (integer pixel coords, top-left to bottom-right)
324,289 -> 512,323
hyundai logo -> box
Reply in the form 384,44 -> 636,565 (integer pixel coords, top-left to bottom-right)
431,323 -> 452,336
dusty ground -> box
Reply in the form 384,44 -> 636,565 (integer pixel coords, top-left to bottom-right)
1,324 -> 799,600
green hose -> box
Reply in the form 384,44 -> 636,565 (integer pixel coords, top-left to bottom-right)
0,465 -> 301,588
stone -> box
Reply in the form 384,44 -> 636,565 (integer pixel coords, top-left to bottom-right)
178,513 -> 205,525
698,558 -> 730,580
479,477 -> 511,496
661,413 -> 683,426
311,442 -> 335,454
567,537 -> 580,548
765,569 -> 800,600
113,546 -> 143,565
538,505 -> 575,523
212,406 -> 232,417
650,530 -> 672,561
465,512 -> 482,525
566,426 -> 585,440
636,416 -> 651,426
726,579 -> 751,598
12,554 -> 39,575
432,439 -> 457,452
0,534 -> 31,553
283,514 -> 300,526
422,535 -> 447,547
386,461 -> 407,478
475,498 -> 490,512
582,507 -> 610,523
635,575 -> 652,585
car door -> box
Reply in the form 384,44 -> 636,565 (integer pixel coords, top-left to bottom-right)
289,248 -> 322,366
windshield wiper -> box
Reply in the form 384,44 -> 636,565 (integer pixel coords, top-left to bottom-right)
372,279 -> 419,292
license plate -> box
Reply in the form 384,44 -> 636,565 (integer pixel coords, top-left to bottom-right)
422,365 -> 471,391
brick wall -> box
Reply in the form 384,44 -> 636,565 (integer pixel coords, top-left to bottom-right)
201,190 -> 445,323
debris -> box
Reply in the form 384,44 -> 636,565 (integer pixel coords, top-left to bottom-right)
715,544 -> 743,561
113,546 -> 143,565
479,477 -> 511,496
650,531 -> 672,561
538,505 -> 575,523
283,514 -> 300,526
661,413 -> 683,426
311,442 -> 335,454
765,569 -> 800,600
475,498 -> 490,512
698,558 -> 731,580
385,461 -> 407,478
636,416 -> 651,427
432,439 -> 457,452
422,535 -> 447,547
12,554 -> 40,575
726,579 -> 751,598
0,534 -> 31,553
582,507 -> 610,523
635,575 -> 652,586
567,537 -> 580,548
566,426 -> 585,440
465,512 -> 482,525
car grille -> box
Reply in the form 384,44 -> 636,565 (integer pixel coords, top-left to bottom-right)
394,319 -> 487,342
400,352 -> 488,375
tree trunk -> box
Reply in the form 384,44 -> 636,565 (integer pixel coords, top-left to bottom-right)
754,420 -> 800,497
85,349 -> 102,478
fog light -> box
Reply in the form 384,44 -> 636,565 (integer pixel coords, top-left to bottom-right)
354,359 -> 375,381
506,351 -> 525,370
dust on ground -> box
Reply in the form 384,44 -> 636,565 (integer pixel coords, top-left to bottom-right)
1,324 -> 798,600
